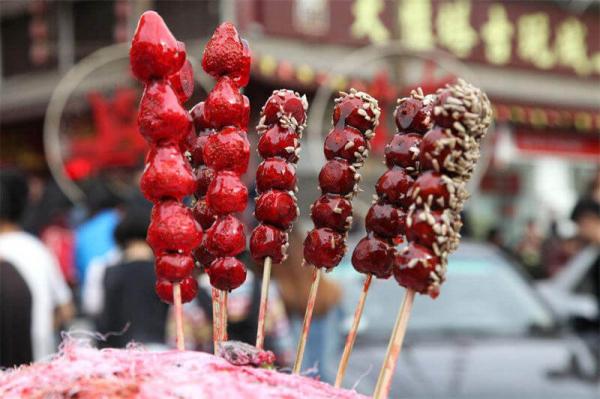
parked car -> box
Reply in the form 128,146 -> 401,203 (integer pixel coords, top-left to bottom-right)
333,241 -> 599,398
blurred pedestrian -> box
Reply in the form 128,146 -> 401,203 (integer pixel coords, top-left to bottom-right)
515,219 -> 545,278
0,169 -> 74,365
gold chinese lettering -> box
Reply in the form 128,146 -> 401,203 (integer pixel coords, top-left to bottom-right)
517,13 -> 555,69
436,0 -> 478,58
350,0 -> 390,44
555,17 -> 591,75
398,0 -> 434,51
481,4 -> 513,65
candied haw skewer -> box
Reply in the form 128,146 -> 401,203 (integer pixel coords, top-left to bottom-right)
296,89 -> 380,376
130,11 -> 200,351
250,90 -> 308,349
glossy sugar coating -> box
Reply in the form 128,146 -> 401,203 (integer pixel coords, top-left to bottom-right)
204,77 -> 247,129
155,253 -> 195,281
206,171 -> 248,215
393,90 -> 434,134
168,60 -> 195,104
310,194 -> 353,233
190,101 -> 211,131
194,166 -> 215,198
205,214 -> 246,257
206,257 -> 247,291
193,238 -> 216,267
250,224 -> 289,264
384,133 -> 422,174
375,167 -> 414,208
186,129 -> 214,168
155,276 -> 199,304
147,200 -> 203,255
140,144 -> 196,202
365,201 -> 406,239
257,124 -> 301,163
203,127 -> 250,175
393,243 -> 443,299
332,89 -> 380,134
202,22 -> 251,87
255,190 -> 299,230
318,159 -> 359,196
192,197 -> 217,230
258,89 -> 308,130
324,126 -> 369,165
351,236 -> 394,279
303,228 -> 346,270
256,158 -> 297,193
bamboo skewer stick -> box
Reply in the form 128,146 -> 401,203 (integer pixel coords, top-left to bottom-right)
334,274 -> 373,387
221,290 -> 229,341
173,282 -> 185,351
292,266 -> 322,374
372,289 -> 416,399
256,256 -> 273,349
212,288 -> 221,353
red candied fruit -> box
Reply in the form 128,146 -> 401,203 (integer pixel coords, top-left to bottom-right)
366,202 -> 406,239
155,253 -> 194,281
138,82 -> 192,144
319,159 -> 357,196
192,198 -> 216,229
147,200 -> 203,254
303,228 -> 346,270
250,224 -> 288,264
206,257 -> 247,291
206,171 -> 248,214
202,22 -> 251,87
194,166 -> 215,198
324,126 -> 368,164
256,158 -> 297,193
190,101 -> 210,131
187,130 -> 214,168
255,190 -> 298,229
419,127 -> 455,173
203,127 -> 250,174
406,208 -> 446,248
411,171 -> 453,209
351,236 -> 394,278
432,89 -> 458,129
262,90 -> 307,127
384,133 -> 422,172
205,214 -> 246,257
155,276 -> 199,304
310,194 -> 353,233
257,125 -> 300,163
140,144 -> 195,202
332,94 -> 378,133
393,243 -> 441,297
130,11 -> 186,82
394,97 -> 433,134
169,59 -> 194,104
193,237 -> 216,267
204,77 -> 246,129
375,167 -> 414,208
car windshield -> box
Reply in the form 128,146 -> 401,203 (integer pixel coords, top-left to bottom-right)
337,242 -> 556,340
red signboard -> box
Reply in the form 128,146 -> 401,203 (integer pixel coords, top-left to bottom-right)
514,129 -> 600,161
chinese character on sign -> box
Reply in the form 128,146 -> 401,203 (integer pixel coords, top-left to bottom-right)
293,0 -> 329,36
555,17 -> 592,76
398,0 -> 434,51
436,0 -> 478,58
517,13 -> 556,69
481,4 -> 513,65
350,0 -> 390,44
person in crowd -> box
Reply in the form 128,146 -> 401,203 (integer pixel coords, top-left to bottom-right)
97,199 -> 168,349
0,169 -> 74,365
515,218 -> 545,278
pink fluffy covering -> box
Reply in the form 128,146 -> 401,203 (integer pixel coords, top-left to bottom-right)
0,341 -> 368,399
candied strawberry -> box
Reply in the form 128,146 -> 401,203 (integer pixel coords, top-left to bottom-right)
365,202 -> 406,239
255,190 -> 298,229
319,159 -> 357,196
190,101 -> 211,131
393,243 -> 442,297
394,96 -> 433,134
257,125 -> 300,162
202,22 -> 251,87
351,236 -> 394,278
262,90 -> 307,127
256,158 -> 297,193
203,127 -> 250,174
205,214 -> 246,257
324,126 -> 368,164
130,11 -> 186,82
406,208 -> 446,249
250,224 -> 288,264
155,276 -> 199,304
193,237 -> 216,267
169,59 -> 194,104
419,127 -> 456,173
411,170 -> 455,209
147,200 -> 203,254
384,133 -> 422,173
194,166 -> 215,198
206,171 -> 248,214
332,91 -> 379,133
138,81 -> 192,144
204,77 -> 245,129
375,167 -> 414,208
187,130 -> 214,168
310,194 -> 353,233
140,144 -> 195,202
192,197 -> 217,229
303,228 -> 346,270
206,257 -> 247,291
155,253 -> 194,281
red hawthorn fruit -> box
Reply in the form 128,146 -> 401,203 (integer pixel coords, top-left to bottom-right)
310,194 -> 353,233
192,197 -> 217,230
318,159 -> 357,196
324,126 -> 368,164
206,257 -> 247,291
147,200 -> 203,254
205,214 -> 246,257
332,94 -> 378,133
262,90 -> 307,127
351,236 -> 394,279
406,208 -> 445,248
140,144 -> 195,202
255,190 -> 298,229
202,22 -> 251,87
190,101 -> 211,131
432,89 -> 457,129
204,77 -> 245,129
206,171 -> 248,214
193,237 -> 216,267
256,158 -> 297,193
411,170 -> 452,209
394,97 -> 433,134
155,253 -> 195,281
155,276 -> 199,304
130,11 -> 186,82
138,81 -> 192,144
187,130 -> 214,168
168,59 -> 194,104
419,127 -> 454,172
203,127 -> 250,174
194,166 -> 215,198
303,228 -> 346,270
375,167 -> 414,208
384,133 -> 422,172
250,224 -> 288,264
365,202 -> 406,239
393,243 -> 441,297
257,125 -> 300,163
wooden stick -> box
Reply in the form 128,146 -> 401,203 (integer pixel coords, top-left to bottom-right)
220,290 -> 228,341
173,282 -> 185,351
292,266 -> 321,374
211,287 -> 221,353
372,289 -> 415,399
334,274 -> 373,387
256,256 -> 273,349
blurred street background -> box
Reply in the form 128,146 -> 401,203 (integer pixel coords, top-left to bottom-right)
0,1 -> 599,398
